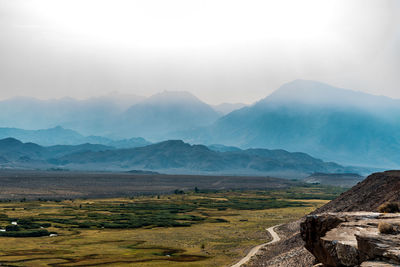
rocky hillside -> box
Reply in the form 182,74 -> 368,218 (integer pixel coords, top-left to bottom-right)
300,171 -> 400,266
248,171 -> 400,267
314,170 -> 400,214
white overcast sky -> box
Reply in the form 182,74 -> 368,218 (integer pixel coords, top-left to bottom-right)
0,0 -> 399,104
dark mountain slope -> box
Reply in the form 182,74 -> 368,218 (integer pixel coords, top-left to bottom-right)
53,140 -> 348,176
314,170 -> 400,213
0,138 -> 46,161
0,138 -> 112,163
0,137 -> 349,176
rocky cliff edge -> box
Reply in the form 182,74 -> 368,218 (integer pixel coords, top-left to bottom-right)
300,212 -> 400,267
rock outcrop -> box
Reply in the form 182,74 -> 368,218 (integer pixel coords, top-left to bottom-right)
248,171 -> 400,267
301,212 -> 400,266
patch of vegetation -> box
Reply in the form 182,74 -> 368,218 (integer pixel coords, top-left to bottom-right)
266,184 -> 346,200
0,186 -> 339,266
0,229 -> 51,237
378,222 -> 396,234
378,202 -> 400,213
0,185 -> 341,233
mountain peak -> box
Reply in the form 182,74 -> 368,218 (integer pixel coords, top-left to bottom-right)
265,80 -> 354,104
260,79 -> 398,110
0,137 -> 23,146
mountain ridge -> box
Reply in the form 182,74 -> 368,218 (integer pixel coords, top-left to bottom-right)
0,137 -> 353,178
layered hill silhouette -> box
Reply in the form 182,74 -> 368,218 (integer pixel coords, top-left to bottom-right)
1,80 -> 400,168
0,138 -> 350,177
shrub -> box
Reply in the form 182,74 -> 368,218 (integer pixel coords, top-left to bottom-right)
5,225 -> 19,231
0,229 -> 50,237
377,202 -> 400,213
214,218 -> 229,223
378,222 -> 395,234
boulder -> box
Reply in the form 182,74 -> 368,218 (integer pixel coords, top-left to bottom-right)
300,212 -> 400,267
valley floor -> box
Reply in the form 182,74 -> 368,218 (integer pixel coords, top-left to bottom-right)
0,171 -> 343,266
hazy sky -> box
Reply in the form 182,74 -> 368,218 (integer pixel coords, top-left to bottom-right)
0,0 -> 399,104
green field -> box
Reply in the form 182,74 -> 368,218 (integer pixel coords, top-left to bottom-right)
0,185 -> 343,266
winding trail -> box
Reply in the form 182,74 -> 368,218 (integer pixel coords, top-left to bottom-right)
231,224 -> 282,267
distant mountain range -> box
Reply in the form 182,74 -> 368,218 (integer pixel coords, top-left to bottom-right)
0,138 -> 353,178
1,80 -> 400,168
0,91 -> 226,140
182,80 -> 400,168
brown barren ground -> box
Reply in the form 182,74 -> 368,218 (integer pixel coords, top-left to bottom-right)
0,169 -> 298,200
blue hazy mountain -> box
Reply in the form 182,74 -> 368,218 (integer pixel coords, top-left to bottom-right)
1,80 -> 399,169
192,80 -> 400,168
0,93 -> 143,136
0,91 -> 222,140
0,126 -> 150,148
117,91 -> 221,140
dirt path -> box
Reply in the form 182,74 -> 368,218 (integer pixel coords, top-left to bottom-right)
230,224 -> 282,267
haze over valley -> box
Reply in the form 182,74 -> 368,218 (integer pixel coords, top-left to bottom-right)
1,1 -> 399,266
